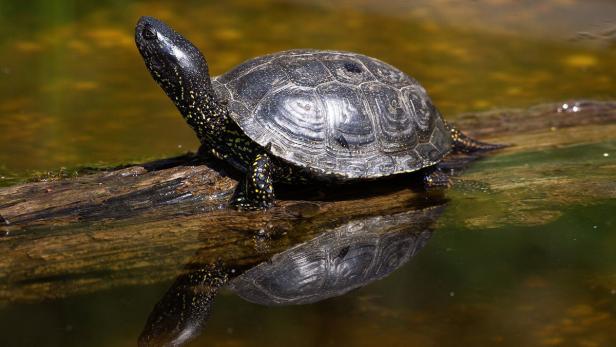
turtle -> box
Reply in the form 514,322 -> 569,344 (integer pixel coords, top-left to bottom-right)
135,16 -> 500,210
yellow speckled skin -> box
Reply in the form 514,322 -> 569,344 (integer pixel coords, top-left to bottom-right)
135,16 -> 301,209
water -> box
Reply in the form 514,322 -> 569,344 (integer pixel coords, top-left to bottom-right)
0,0 -> 615,346
0,201 -> 614,347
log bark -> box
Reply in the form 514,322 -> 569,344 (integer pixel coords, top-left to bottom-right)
1,100 -> 614,228
0,100 -> 614,302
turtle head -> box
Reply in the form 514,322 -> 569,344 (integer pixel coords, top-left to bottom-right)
135,16 -> 213,104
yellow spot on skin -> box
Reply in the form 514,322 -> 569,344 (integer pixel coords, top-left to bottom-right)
563,54 -> 597,69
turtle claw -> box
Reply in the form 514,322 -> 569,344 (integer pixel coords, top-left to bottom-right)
229,191 -> 273,211
423,168 -> 452,190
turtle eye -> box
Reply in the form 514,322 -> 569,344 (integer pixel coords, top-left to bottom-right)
142,24 -> 157,40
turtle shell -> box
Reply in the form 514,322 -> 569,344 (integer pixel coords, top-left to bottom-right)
213,50 -> 452,179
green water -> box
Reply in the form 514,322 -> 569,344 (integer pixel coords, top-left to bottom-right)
0,0 -> 615,346
1,201 -> 614,347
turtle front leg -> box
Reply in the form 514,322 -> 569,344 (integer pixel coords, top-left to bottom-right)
230,153 -> 275,210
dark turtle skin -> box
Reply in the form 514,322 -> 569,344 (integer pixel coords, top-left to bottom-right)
135,16 -> 499,210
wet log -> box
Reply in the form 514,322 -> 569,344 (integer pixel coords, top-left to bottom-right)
1,100 -> 614,228
0,100 -> 614,303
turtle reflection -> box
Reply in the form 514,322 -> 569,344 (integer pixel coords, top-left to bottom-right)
139,204 -> 445,346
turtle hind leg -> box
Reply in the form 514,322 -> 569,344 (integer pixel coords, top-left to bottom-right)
449,124 -> 506,153
229,153 -> 275,210
423,167 -> 452,190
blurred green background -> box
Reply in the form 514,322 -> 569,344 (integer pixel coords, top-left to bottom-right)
0,0 -> 614,175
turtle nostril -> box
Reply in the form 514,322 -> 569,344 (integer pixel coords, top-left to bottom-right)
142,24 -> 157,40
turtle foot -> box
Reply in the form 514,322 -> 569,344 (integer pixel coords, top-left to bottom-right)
423,168 -> 452,190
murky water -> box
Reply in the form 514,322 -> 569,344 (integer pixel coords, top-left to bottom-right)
0,0 -> 615,346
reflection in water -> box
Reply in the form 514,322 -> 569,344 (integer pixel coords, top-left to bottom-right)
139,203 -> 445,346
138,263 -> 228,347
